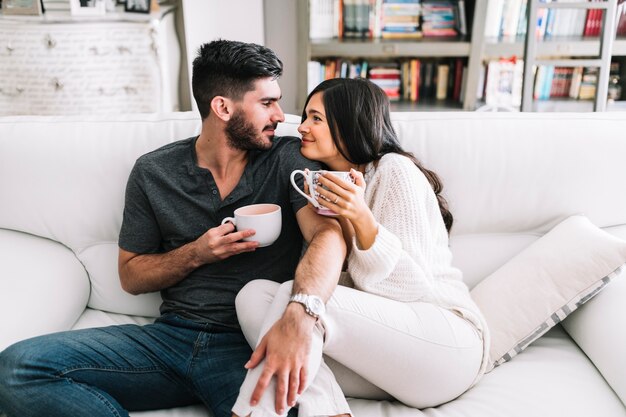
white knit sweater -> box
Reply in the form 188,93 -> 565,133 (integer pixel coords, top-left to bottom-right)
342,153 -> 490,381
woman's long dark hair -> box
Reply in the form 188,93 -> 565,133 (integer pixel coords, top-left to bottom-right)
301,78 -> 453,233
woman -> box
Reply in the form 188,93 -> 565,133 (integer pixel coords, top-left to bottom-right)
232,78 -> 489,417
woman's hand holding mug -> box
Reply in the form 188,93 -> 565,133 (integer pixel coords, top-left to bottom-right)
293,168 -> 378,250
312,169 -> 369,223
290,169 -> 358,217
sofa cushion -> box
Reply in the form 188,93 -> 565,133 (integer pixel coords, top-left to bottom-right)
72,307 -> 156,330
449,233 -> 539,289
471,215 -> 626,370
562,269 -> 626,407
388,112 -> 626,236
78,243 -> 161,317
0,113 -> 201,317
348,327 -> 626,417
73,311 -> 624,417
0,113 -> 201,254
0,229 -> 90,350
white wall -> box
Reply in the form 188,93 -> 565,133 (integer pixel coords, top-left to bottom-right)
180,0 -> 265,111
264,0 -> 299,115
179,0 -> 299,115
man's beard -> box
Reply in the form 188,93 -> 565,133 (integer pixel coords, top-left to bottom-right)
225,109 -> 275,151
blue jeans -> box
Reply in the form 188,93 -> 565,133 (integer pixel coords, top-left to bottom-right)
0,314 -> 252,417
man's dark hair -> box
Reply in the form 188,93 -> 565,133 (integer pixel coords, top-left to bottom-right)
192,39 -> 283,120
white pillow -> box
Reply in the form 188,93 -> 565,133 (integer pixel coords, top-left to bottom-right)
471,215 -> 626,371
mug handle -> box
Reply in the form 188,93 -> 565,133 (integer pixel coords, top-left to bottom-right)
221,217 -> 236,226
290,169 -> 319,208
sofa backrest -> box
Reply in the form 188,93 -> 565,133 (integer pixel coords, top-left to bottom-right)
1,111 -> 625,318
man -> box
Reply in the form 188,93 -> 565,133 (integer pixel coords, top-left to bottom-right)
0,40 -> 345,417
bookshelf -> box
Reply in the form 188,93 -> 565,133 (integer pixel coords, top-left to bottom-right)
520,0 -> 617,111
298,0 -> 626,112
475,0 -> 626,111
297,0 -> 482,111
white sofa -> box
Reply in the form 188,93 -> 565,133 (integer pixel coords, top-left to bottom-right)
1,111 -> 626,417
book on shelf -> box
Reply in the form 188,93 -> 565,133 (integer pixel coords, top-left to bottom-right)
484,0 -> 504,38
500,0 -> 523,37
400,58 -> 421,101
436,63 -> 450,99
306,57 -> 466,104
549,67 -> 574,98
451,57 -> 465,101
381,0 -> 422,39
455,0 -> 467,35
308,0 -> 469,41
343,0 -> 372,38
516,0 -> 529,36
617,0 -> 626,36
583,1 -> 604,37
479,62 -> 599,103
369,62 -> 402,101
421,0 -> 458,37
309,0 -> 338,39
410,59 -> 421,101
534,65 -> 555,100
547,0 -> 587,38
420,61 -> 433,98
307,61 -> 323,94
578,67 -> 598,100
482,0 -> 611,40
569,66 -> 584,99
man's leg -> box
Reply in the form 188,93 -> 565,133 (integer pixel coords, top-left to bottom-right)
0,320 -> 200,417
187,329 -> 253,417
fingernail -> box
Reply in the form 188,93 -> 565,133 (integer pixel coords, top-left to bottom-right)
244,360 -> 251,368
278,409 -> 284,414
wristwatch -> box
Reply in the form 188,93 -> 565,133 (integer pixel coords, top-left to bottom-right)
289,293 -> 326,319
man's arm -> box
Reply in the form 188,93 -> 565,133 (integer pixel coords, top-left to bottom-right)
291,206 -> 347,300
119,222 -> 259,295
244,205 -> 346,414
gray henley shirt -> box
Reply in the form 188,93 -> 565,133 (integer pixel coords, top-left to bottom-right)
119,135 -> 321,329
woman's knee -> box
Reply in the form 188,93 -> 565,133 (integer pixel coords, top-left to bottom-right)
277,280 -> 293,296
236,279 -> 288,346
236,279 -> 280,319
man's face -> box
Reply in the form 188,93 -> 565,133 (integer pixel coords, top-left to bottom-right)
225,78 -> 285,151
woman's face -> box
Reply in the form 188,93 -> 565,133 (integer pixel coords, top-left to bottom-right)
298,92 -> 347,169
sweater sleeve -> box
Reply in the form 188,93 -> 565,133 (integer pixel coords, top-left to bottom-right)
347,154 -> 452,301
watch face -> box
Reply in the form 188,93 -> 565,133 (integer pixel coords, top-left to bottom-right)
308,297 -> 325,315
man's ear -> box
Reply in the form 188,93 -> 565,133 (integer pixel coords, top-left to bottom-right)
210,96 -> 234,121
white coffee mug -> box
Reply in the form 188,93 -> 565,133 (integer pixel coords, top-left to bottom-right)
290,170 -> 354,216
220,203 -> 282,247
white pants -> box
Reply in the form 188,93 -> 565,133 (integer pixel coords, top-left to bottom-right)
232,280 -> 482,417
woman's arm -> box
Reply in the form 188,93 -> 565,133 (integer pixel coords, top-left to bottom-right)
347,156 -> 452,300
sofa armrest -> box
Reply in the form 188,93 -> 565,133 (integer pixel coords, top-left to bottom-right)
562,270 -> 626,406
0,229 -> 90,351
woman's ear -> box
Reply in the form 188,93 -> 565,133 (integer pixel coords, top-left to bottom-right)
210,96 -> 234,121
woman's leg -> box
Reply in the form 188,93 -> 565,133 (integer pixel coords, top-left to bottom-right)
321,285 -> 483,409
235,281 -> 391,402
234,281 -> 482,412
233,280 -> 351,417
